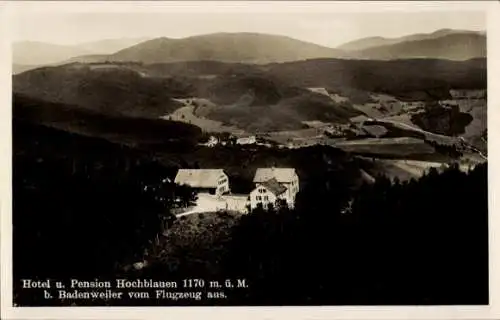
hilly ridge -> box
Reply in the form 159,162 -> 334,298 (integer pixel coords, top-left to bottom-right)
264,58 -> 486,100
13,65 -> 185,119
13,57 -> 486,107
12,38 -> 151,73
13,57 -> 486,135
76,37 -> 151,54
338,29 -> 484,51
13,41 -> 95,66
13,30 -> 486,75
108,33 -> 344,64
13,93 -> 203,148
103,31 -> 487,63
350,33 -> 486,61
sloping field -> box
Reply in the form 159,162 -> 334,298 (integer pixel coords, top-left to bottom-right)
365,118 -> 459,146
267,128 -> 324,138
386,159 -> 447,176
380,114 -> 415,126
352,103 -> 389,119
366,159 -> 475,182
334,137 -> 436,157
367,159 -> 444,181
162,105 -> 246,135
351,93 -> 424,119
265,128 -> 333,146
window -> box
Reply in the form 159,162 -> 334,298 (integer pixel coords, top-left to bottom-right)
259,188 -> 266,193
256,196 -> 262,201
264,196 -> 269,201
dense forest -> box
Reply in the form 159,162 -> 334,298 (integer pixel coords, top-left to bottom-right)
136,161 -> 487,306
411,101 -> 473,136
13,94 -> 203,149
222,162 -> 488,305
13,120 -> 488,306
12,120 -> 194,305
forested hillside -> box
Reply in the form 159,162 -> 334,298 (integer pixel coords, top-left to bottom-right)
12,120 -> 193,306
14,119 -> 486,306
222,162 -> 488,305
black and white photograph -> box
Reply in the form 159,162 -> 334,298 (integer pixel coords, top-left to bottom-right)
1,1 -> 497,318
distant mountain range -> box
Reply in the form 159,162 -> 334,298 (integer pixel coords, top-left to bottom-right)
13,41 -> 95,66
348,33 -> 486,61
107,33 -> 344,64
12,29 -> 486,73
337,28 -> 484,51
12,37 -> 149,72
76,37 -> 151,54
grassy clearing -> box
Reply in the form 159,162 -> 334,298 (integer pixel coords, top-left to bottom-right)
163,105 -> 246,135
334,137 -> 436,157
366,158 -> 479,182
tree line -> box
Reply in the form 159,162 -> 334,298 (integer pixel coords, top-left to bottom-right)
138,161 -> 488,306
12,121 -> 196,306
13,120 -> 488,306
222,162 -> 488,305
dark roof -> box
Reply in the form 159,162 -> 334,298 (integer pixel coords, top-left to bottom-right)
260,178 -> 287,196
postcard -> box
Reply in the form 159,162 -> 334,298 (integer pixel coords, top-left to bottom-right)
1,1 -> 498,319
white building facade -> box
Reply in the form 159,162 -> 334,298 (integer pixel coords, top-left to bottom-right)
249,168 -> 299,210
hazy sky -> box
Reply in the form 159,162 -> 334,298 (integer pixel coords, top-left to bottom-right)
11,9 -> 486,48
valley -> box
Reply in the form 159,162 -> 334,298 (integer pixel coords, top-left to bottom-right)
153,81 -> 486,181
12,54 -> 487,182
11,28 -> 488,183
10,20 -> 489,307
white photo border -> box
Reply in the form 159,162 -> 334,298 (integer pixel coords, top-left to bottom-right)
1,1 -> 498,319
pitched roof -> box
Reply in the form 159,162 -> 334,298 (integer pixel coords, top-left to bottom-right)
174,169 -> 226,188
253,168 -> 296,183
259,178 -> 287,196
